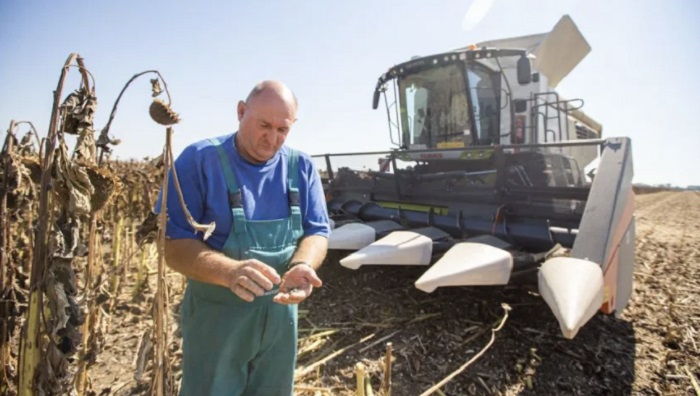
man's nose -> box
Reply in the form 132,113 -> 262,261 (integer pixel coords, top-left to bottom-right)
263,131 -> 277,147
261,131 -> 274,145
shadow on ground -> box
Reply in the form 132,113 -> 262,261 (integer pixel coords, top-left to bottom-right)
299,253 -> 636,395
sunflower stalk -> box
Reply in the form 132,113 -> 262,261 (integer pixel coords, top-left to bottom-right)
150,127 -> 174,396
97,70 -> 174,165
75,216 -> 100,396
1,123 -> 16,392
419,304 -> 511,396
12,121 -> 40,156
133,246 -> 149,298
19,52 -> 85,396
105,218 -> 124,331
356,362 -> 366,396
380,342 -> 393,396
167,140 -> 215,240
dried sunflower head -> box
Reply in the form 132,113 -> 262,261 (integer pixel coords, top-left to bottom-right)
51,154 -> 120,216
85,164 -> 120,213
149,98 -> 180,126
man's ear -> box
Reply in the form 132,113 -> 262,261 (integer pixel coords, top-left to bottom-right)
237,100 -> 246,122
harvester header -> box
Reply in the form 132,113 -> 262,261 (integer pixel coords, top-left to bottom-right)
315,15 -> 635,339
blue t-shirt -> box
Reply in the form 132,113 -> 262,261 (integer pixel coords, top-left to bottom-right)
156,132 -> 330,252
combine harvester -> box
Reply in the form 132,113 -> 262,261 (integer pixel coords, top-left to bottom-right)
315,16 -> 634,339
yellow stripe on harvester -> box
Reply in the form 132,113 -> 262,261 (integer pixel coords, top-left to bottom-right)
437,141 -> 465,149
377,202 -> 449,216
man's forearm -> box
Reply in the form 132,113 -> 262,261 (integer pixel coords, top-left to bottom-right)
164,238 -> 237,288
289,235 -> 328,270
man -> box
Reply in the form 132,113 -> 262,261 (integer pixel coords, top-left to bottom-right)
157,80 -> 330,395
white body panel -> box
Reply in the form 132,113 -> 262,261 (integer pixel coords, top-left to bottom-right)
538,257 -> 604,339
328,223 -> 376,250
474,15 -> 591,89
415,242 -> 513,293
339,231 -> 433,270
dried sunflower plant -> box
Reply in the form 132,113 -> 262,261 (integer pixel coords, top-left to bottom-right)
70,69 -> 175,396
16,53 -> 121,396
72,65 -> 185,396
1,121 -> 41,396
92,67 -> 213,396
146,72 -> 214,396
9,53 -> 211,396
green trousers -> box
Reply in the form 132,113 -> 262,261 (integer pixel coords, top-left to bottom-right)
180,287 -> 298,395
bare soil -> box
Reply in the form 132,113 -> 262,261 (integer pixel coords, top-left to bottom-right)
89,191 -> 700,395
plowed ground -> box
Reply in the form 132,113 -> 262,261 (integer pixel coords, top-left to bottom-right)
91,191 -> 700,395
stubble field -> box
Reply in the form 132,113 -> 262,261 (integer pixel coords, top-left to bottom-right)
84,190 -> 700,396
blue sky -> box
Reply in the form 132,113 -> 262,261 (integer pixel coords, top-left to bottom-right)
1,0 -> 698,187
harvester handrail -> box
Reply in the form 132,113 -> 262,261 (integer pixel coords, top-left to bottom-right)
311,138 -> 606,159
311,150 -> 396,158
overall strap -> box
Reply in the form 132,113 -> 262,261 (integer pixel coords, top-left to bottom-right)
210,138 -> 246,234
287,149 -> 302,231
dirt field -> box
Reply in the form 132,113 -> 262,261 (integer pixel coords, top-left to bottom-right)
89,191 -> 700,395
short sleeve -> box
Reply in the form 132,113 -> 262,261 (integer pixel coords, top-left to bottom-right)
298,154 -> 330,238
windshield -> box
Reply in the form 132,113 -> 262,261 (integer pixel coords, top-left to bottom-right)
398,62 -> 500,149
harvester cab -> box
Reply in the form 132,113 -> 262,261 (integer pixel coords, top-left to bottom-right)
316,15 -> 635,339
372,45 -> 534,149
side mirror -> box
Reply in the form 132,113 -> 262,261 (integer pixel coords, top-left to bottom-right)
372,90 -> 381,110
517,55 -> 532,85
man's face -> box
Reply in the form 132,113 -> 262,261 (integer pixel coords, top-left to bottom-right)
236,93 -> 296,163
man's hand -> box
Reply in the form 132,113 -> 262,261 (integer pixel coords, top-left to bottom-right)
273,264 -> 323,305
228,259 -> 281,302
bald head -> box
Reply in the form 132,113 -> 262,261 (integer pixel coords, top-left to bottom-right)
236,80 -> 298,163
245,80 -> 298,114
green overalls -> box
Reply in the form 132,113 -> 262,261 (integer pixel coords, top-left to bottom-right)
179,139 -> 304,396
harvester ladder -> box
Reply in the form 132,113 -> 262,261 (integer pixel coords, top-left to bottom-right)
532,92 -> 567,143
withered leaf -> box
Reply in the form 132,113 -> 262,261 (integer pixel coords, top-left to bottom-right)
45,280 -> 71,337
151,78 -> 163,97
60,88 -> 97,143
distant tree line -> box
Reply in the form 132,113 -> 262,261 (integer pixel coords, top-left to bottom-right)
633,183 -> 699,194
